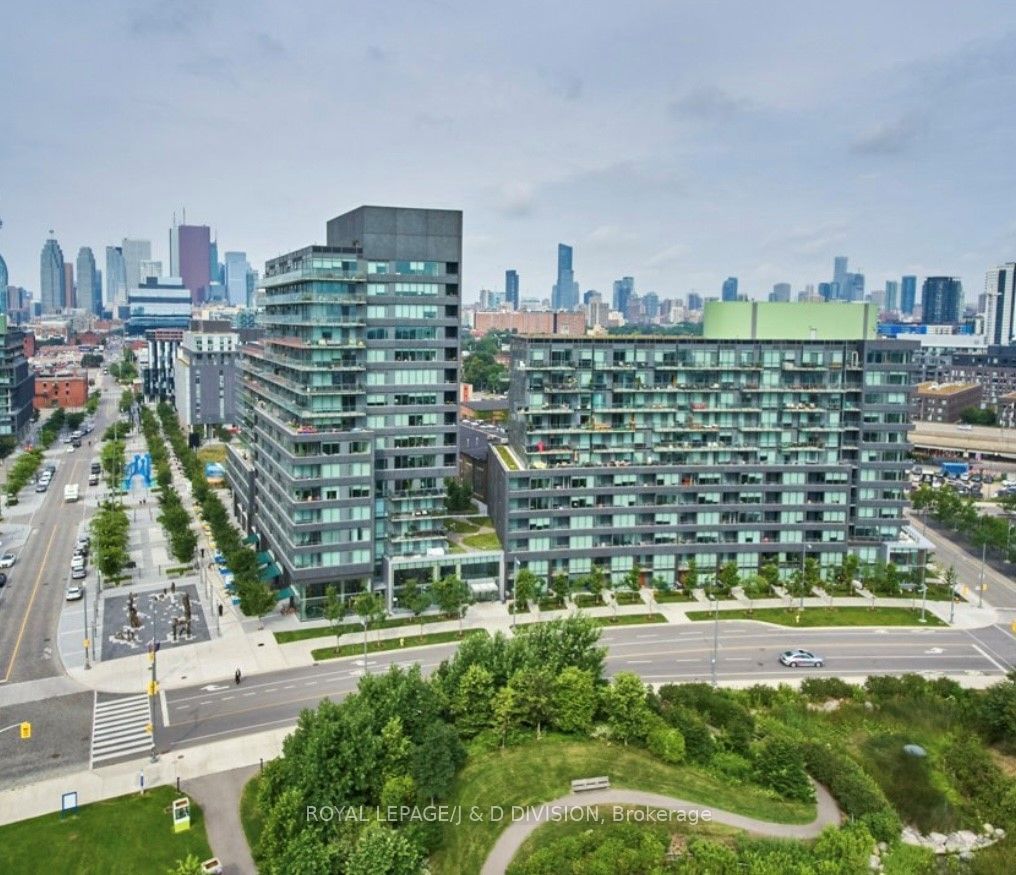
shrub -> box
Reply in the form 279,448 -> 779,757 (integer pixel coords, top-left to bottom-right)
658,705 -> 714,764
753,736 -> 814,802
800,677 -> 857,702
801,741 -> 900,843
656,683 -> 754,756
941,735 -> 1016,828
646,721 -> 686,764
711,750 -> 753,783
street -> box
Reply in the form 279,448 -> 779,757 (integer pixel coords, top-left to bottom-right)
157,621 -> 1016,756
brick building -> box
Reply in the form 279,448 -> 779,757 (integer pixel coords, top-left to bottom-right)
473,310 -> 586,337
34,371 -> 89,409
913,382 -> 982,423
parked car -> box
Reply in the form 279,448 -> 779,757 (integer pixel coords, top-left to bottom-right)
66,584 -> 84,600
0,553 -> 16,568
779,649 -> 824,668
71,566 -> 87,580
0,572 -> 8,588
35,481 -> 48,493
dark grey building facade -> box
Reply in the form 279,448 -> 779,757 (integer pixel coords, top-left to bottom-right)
0,322 -> 35,439
174,321 -> 243,432
226,207 -> 500,617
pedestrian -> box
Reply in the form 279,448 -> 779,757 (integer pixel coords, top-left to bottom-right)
235,667 -> 242,685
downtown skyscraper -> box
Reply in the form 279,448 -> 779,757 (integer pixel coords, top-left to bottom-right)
721,276 -> 738,302
105,246 -> 127,312
900,276 -> 917,315
76,247 -> 100,315
921,277 -> 963,324
552,243 -> 578,310
39,233 -> 65,313
505,269 -> 519,310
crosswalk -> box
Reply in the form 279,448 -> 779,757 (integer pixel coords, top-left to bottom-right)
90,693 -> 154,767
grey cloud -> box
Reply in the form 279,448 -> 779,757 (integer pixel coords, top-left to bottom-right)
178,55 -> 237,86
850,116 -> 923,155
495,182 -> 536,218
255,32 -> 287,57
670,85 -> 750,121
128,0 -> 209,37
539,69 -> 583,101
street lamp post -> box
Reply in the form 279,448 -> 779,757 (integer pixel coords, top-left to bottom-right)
919,553 -> 928,624
949,585 -> 956,625
83,585 -> 91,670
512,559 -> 518,630
710,586 -> 719,688
978,542 -> 986,609
361,618 -> 369,673
799,542 -> 810,612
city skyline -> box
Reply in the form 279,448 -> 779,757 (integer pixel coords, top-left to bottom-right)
3,3 -> 1016,302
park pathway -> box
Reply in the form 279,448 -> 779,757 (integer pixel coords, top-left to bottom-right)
186,765 -> 259,875
480,782 -> 841,875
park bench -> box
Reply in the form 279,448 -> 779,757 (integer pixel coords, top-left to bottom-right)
571,776 -> 610,792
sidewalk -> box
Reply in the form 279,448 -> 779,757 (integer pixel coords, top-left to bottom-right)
0,723 -> 290,827
46,584 -> 1001,695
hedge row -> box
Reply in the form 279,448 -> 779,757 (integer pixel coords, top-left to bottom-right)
801,740 -> 901,842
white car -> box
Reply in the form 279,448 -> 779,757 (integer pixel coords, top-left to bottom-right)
0,553 -> 16,568
66,584 -> 84,600
957,424 -> 973,431
71,566 -> 87,580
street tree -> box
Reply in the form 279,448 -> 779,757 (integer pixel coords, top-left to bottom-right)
323,585 -> 348,654
240,581 -> 277,629
513,568 -> 538,612
431,574 -> 470,632
401,577 -> 432,637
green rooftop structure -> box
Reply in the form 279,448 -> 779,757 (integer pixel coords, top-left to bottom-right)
703,300 -> 877,341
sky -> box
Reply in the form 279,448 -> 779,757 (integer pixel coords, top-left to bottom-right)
3,1 -> 1016,305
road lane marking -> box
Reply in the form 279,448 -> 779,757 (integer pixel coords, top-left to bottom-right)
2,523 -> 60,682
971,644 -> 1007,672
243,692 -> 255,697
283,685 -> 294,689
626,659 -> 651,664
160,689 -> 170,727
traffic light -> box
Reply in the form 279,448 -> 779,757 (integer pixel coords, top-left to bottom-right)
20,722 -> 31,740
147,680 -> 159,696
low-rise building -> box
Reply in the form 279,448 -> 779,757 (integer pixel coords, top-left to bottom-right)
34,370 -> 88,410
913,381 -> 982,423
473,310 -> 586,336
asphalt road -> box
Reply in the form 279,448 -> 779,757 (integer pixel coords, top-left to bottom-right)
158,622 -> 1016,755
908,511 -> 1016,611
0,381 -> 116,684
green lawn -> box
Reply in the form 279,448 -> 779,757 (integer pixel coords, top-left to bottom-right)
494,445 -> 520,470
652,589 -> 696,602
686,606 -> 946,627
612,590 -> 643,605
463,531 -> 502,550
572,593 -> 602,608
311,628 -> 487,660
429,736 -> 815,875
444,518 -> 480,534
592,613 -> 667,627
239,775 -> 264,863
275,612 -> 449,644
0,786 -> 213,875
